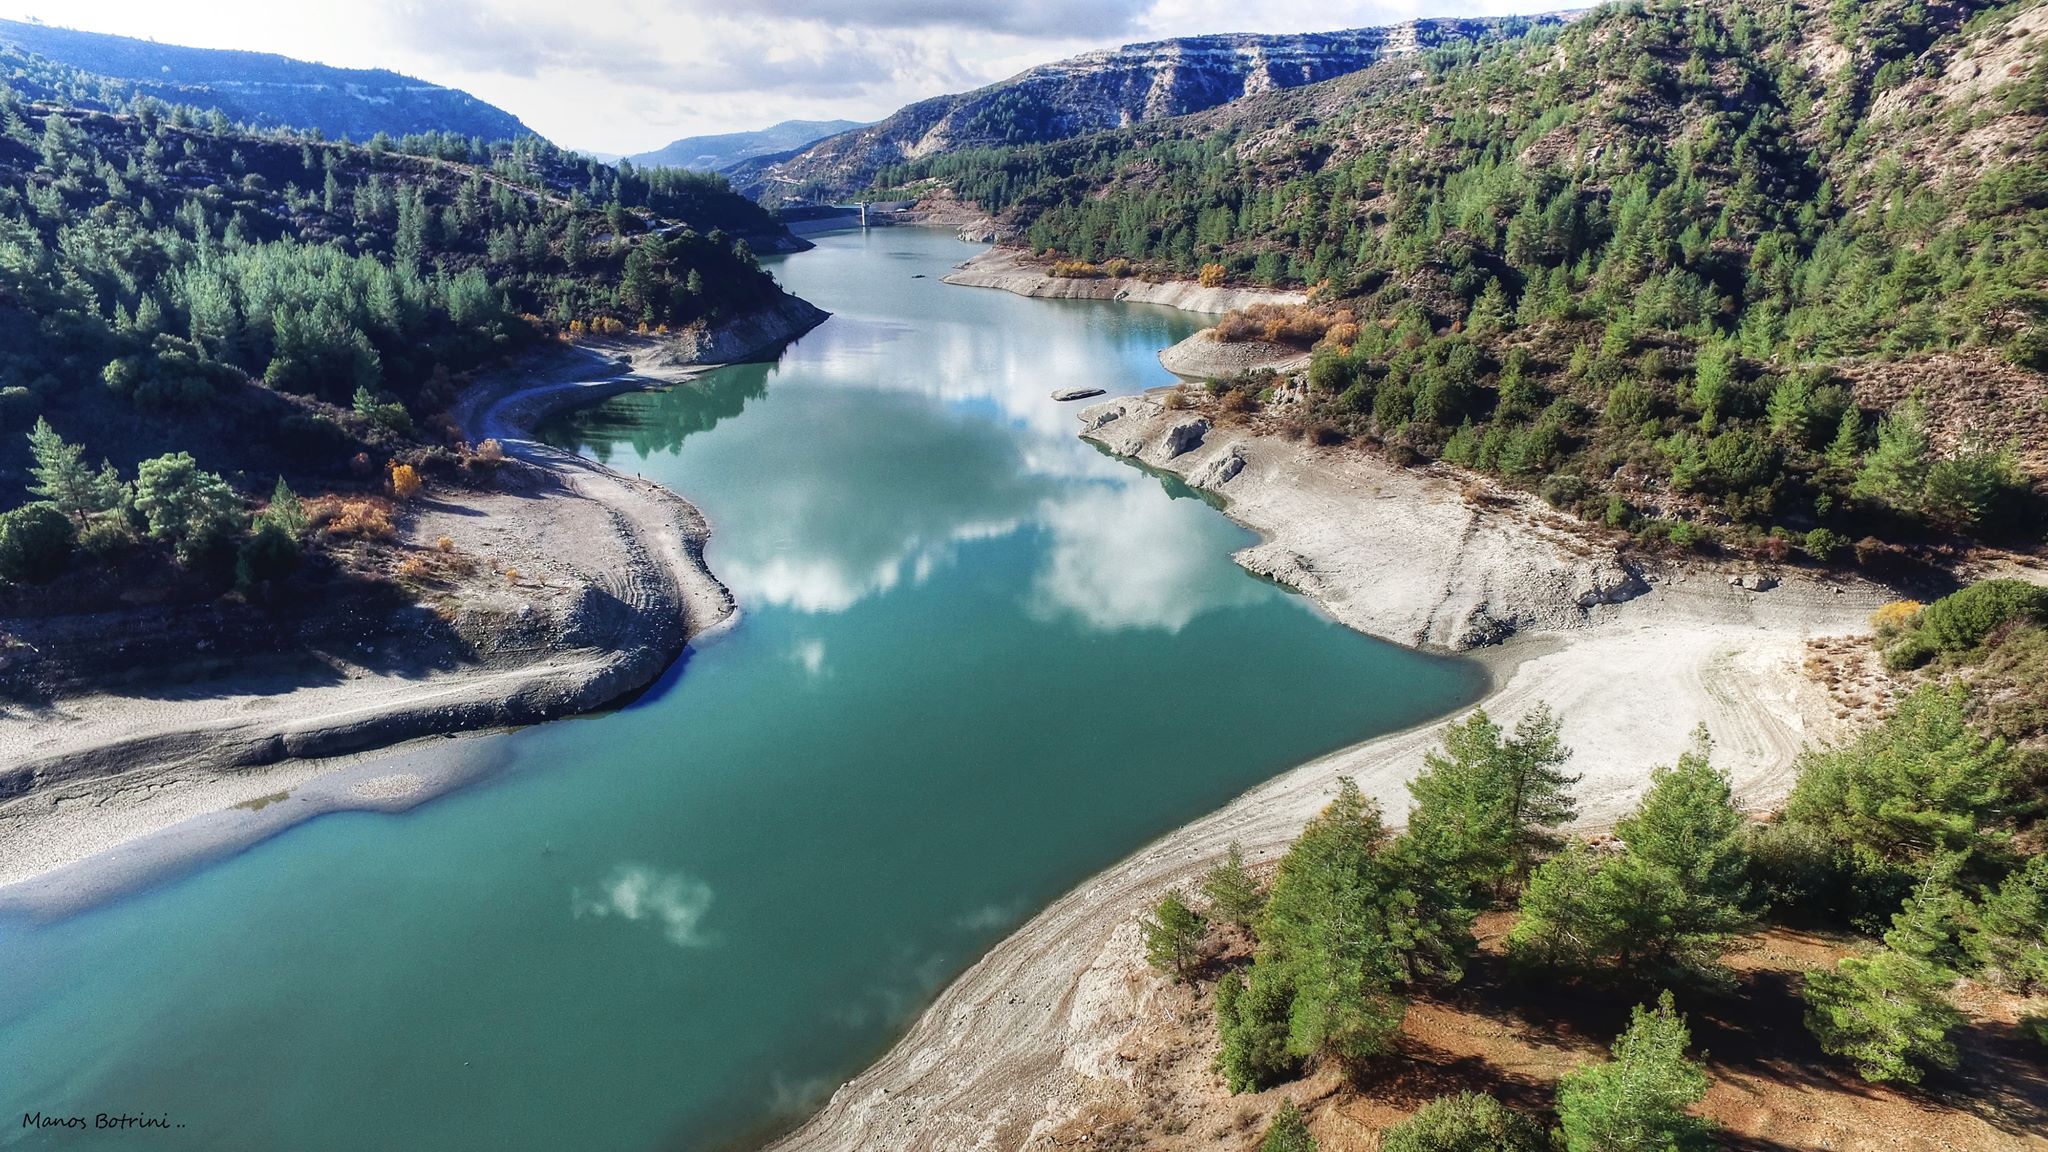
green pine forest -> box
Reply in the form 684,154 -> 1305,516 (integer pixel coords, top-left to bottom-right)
879,0 -> 2048,561
1145,578 -> 2048,1149
0,43 -> 795,593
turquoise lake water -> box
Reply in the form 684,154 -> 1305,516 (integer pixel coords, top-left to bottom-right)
0,230 -> 1486,1151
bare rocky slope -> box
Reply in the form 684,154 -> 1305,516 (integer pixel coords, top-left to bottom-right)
728,16 -> 1570,202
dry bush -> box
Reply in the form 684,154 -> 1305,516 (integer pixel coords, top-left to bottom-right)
435,535 -> 455,553
1871,600 -> 1926,638
1218,389 -> 1257,415
309,496 -> 397,542
1213,304 -> 1334,347
395,556 -> 433,583
1161,386 -> 1190,411
390,462 -> 423,501
1050,259 -> 1108,280
474,438 -> 506,465
1198,263 -> 1227,288
504,567 -> 523,584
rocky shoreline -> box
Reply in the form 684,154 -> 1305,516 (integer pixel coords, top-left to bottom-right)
943,248 -> 1308,315
766,393 -> 1892,1152
0,295 -> 826,901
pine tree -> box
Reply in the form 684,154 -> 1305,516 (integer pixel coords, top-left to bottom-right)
1141,891 -> 1206,982
1852,395 -> 1931,513
1965,854 -> 2048,990
1786,684 -> 2010,867
1556,991 -> 1713,1152
1606,727 -> 1754,963
1403,705 -> 1577,903
1202,843 -> 1266,931
1382,1092 -> 1544,1152
26,418 -> 122,525
1825,406 -> 1865,470
1259,1101 -> 1317,1152
1803,947 -> 1963,1083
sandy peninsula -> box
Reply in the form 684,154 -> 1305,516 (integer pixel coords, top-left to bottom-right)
0,298 -> 824,902
767,393 -> 1897,1151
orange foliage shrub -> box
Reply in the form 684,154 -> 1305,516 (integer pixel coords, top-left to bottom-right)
1198,263 -> 1227,288
1214,304 -> 1335,347
309,497 -> 397,541
1049,260 -> 1108,280
475,438 -> 506,464
435,536 -> 455,553
390,463 -> 423,501
395,556 -> 433,583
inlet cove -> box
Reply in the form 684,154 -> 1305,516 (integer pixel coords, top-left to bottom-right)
0,230 -> 1485,1151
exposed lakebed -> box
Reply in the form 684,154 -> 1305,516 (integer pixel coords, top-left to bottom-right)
0,230 -> 1483,1151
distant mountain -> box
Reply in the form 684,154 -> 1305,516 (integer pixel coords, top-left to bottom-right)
0,18 -> 535,142
627,120 -> 868,172
727,16 -> 1568,202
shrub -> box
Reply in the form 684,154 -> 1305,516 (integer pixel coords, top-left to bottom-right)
1869,600 -> 1924,639
1556,992 -> 1713,1152
1140,891 -> 1206,981
1215,304 -> 1333,347
1199,263 -> 1228,288
1914,580 -> 2048,655
1259,1101 -> 1317,1152
133,452 -> 242,564
1382,1093 -> 1544,1152
235,521 -> 302,589
0,502 -> 76,583
1803,948 -> 1962,1083
1804,527 -> 1850,564
77,516 -> 133,560
390,462 -> 424,501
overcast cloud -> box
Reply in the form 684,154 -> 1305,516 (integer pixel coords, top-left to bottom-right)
5,0 -> 1558,155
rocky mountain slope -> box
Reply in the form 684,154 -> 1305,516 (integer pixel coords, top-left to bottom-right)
0,18 -> 534,142
727,15 -> 1570,202
627,118 -> 866,172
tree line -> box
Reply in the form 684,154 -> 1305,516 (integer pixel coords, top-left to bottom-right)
1141,578 -> 2048,1149
879,0 -> 2048,559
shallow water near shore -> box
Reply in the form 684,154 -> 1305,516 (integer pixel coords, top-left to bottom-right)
0,230 -> 1485,1152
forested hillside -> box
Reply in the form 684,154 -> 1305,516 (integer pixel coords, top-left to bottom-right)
0,44 -> 798,598
894,0 -> 2048,561
729,17 -> 1565,204
0,18 -> 534,143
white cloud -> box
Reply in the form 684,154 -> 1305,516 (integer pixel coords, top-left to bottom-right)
9,0 -> 1563,155
1029,480 -> 1263,633
571,864 -> 716,948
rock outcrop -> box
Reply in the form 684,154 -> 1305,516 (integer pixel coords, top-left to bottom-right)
730,17 -> 1569,202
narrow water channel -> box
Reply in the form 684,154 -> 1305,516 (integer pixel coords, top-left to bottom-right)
0,230 -> 1485,1152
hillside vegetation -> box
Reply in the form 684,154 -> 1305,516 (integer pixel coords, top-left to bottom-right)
893,0 -> 2048,561
0,45 -> 796,602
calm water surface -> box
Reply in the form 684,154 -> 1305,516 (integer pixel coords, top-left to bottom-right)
0,231 -> 1484,1151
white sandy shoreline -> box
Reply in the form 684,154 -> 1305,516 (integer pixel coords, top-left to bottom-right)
0,299 -> 825,909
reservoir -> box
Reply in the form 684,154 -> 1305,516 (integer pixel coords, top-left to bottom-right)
0,229 -> 1485,1151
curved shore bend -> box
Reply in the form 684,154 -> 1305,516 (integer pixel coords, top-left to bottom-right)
766,306 -> 1891,1152
0,297 -> 826,908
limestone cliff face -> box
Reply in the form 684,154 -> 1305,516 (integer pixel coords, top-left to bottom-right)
730,17 -> 1568,202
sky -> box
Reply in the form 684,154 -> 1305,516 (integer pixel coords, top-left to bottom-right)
4,0 -> 1558,156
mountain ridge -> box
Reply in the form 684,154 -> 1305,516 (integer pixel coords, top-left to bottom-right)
0,17 -> 536,142
727,14 -> 1574,203
627,119 -> 867,172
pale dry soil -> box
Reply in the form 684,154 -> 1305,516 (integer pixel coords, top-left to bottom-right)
768,397 -> 1941,1152
944,248 -> 1309,315
0,333 -> 764,897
